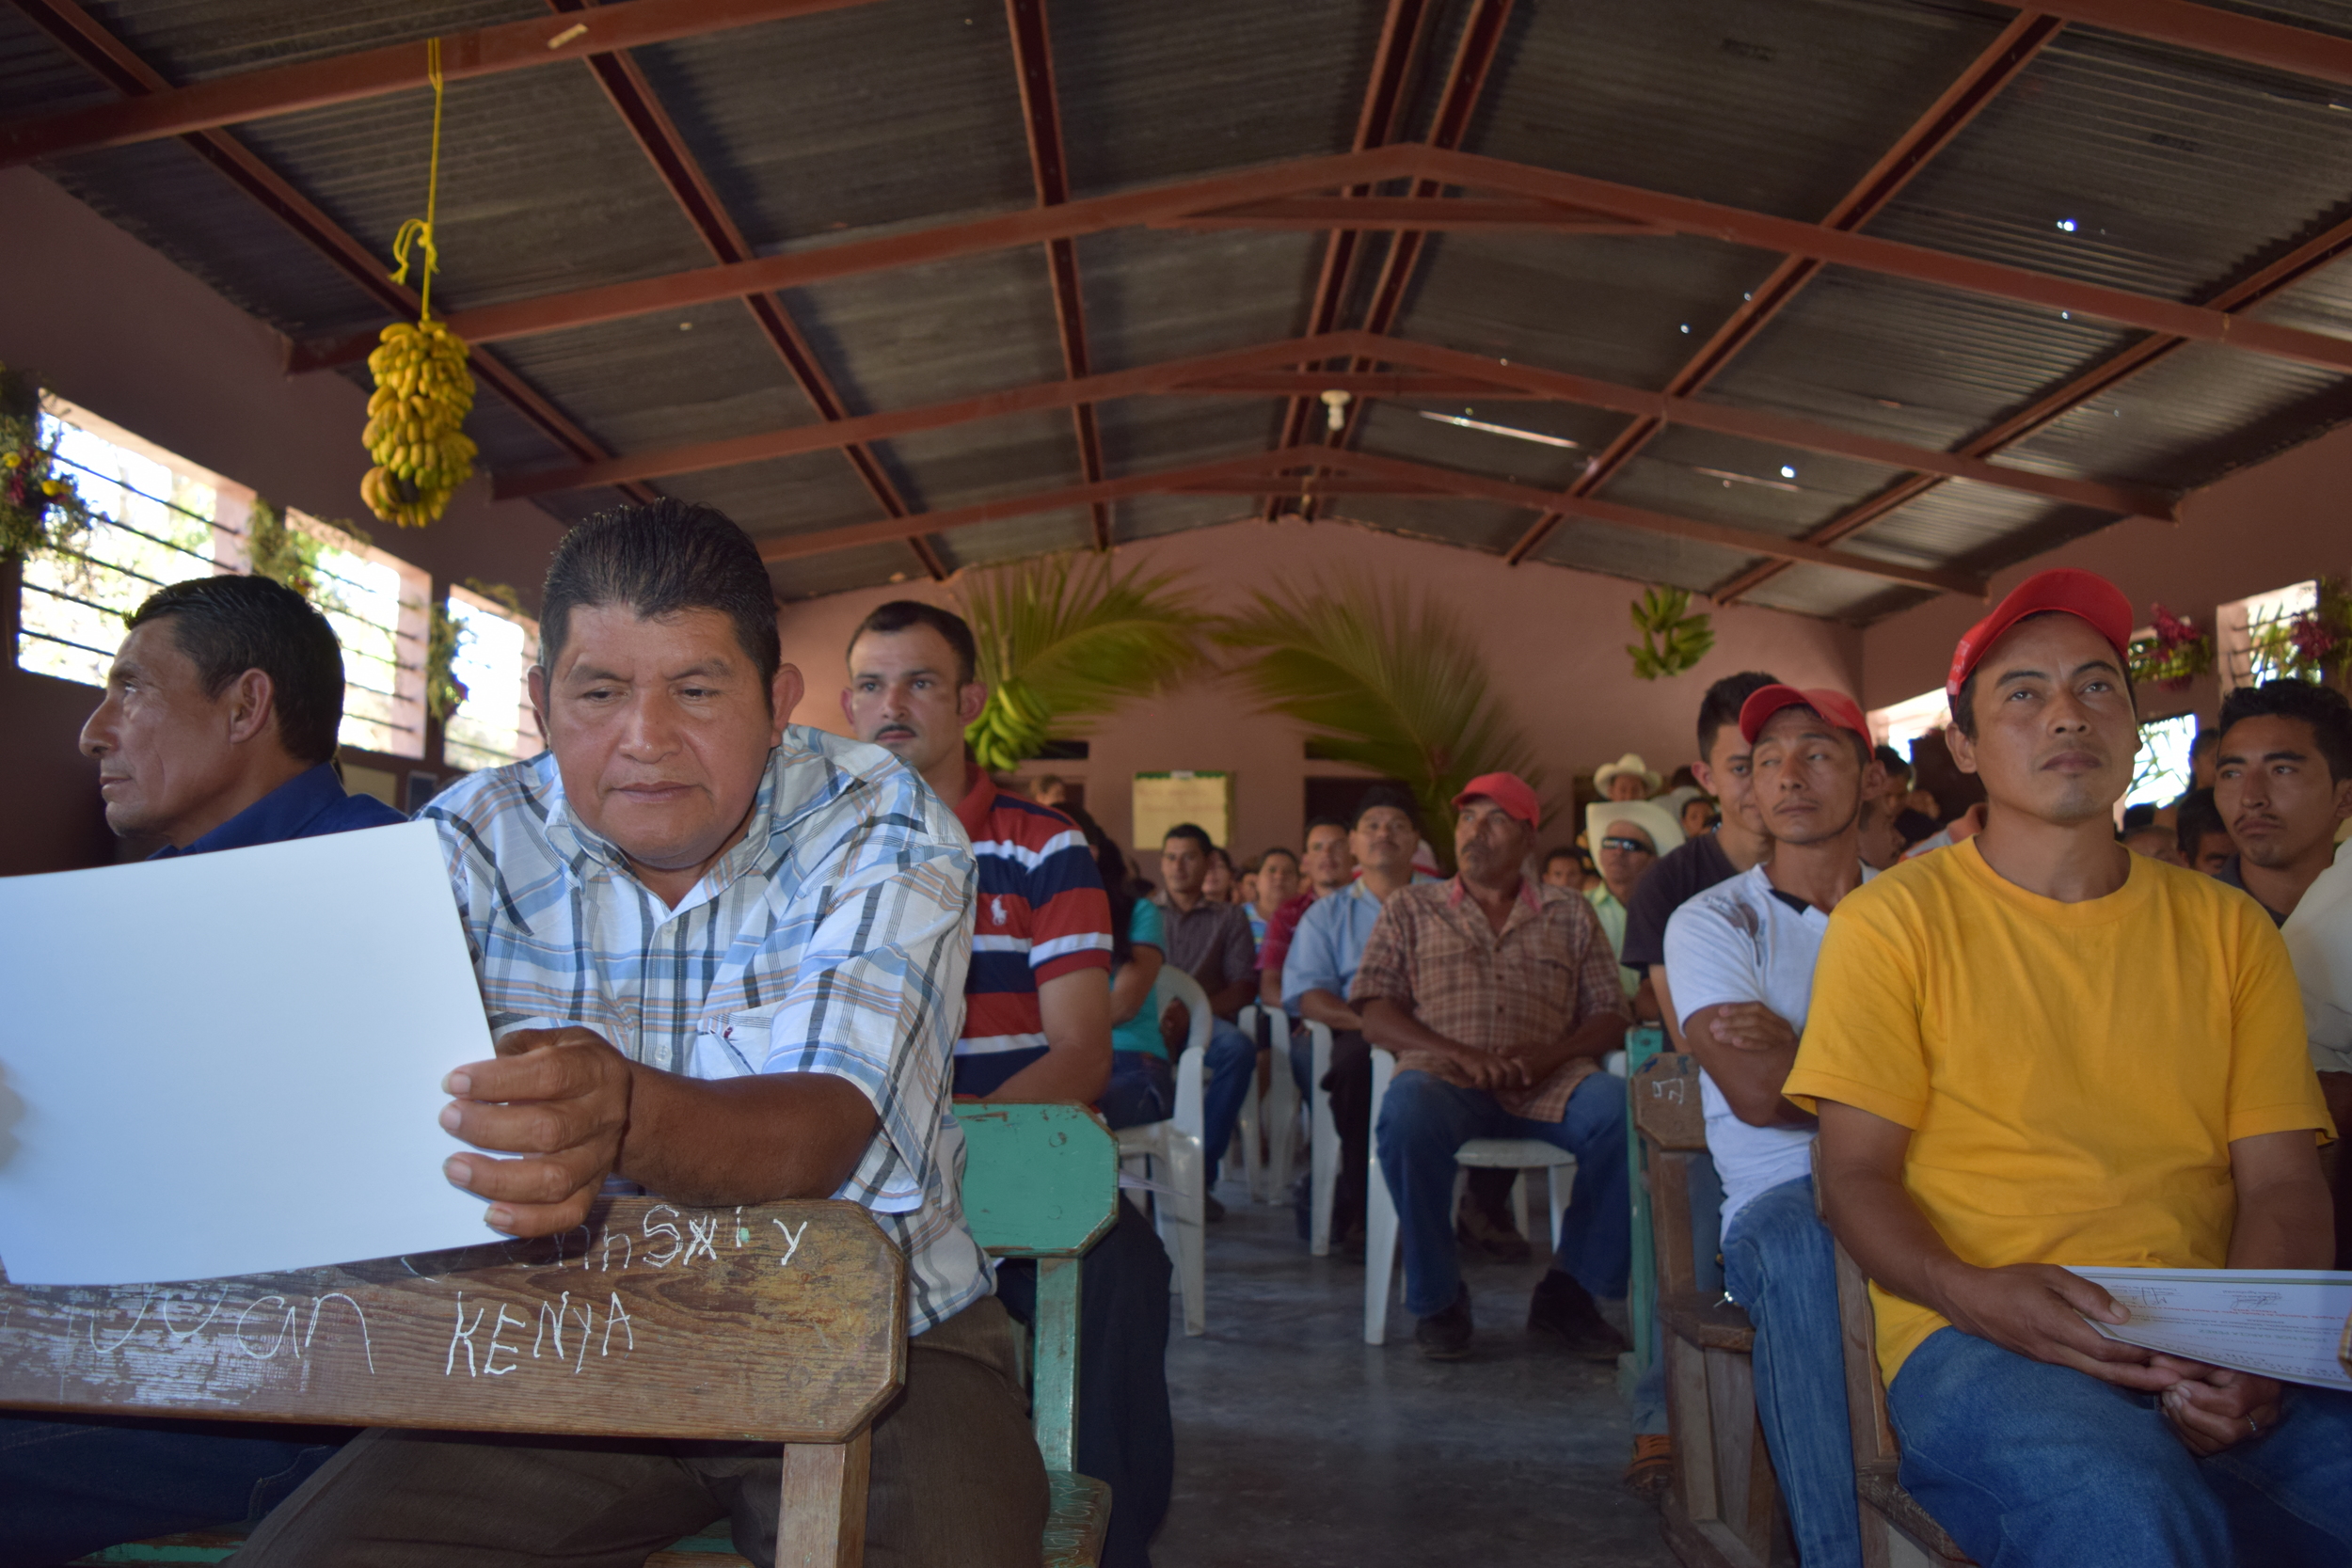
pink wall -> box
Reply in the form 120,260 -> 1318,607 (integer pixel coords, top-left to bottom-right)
0,167 -> 570,875
1859,426 -> 2352,719
780,517 -> 1862,864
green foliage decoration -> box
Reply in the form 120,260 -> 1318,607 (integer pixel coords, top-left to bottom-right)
957,553 -> 1212,773
1627,586 -> 1715,681
0,363 -> 97,566
425,579 -> 527,725
246,496 -> 369,616
1218,573 -> 1541,867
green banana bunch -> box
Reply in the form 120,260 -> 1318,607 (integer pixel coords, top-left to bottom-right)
965,675 -> 1054,772
1626,586 -> 1716,681
360,319 -> 478,528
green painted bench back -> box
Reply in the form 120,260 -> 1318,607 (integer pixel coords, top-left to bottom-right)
953,1102 -> 1120,1479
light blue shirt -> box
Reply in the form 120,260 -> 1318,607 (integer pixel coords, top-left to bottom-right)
1282,879 -> 1397,1018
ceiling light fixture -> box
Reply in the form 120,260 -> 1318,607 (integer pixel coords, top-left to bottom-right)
1694,465 -> 1801,494
1418,410 -> 1581,449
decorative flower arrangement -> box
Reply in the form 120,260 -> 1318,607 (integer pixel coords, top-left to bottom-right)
2249,577 -> 2352,685
0,363 -> 97,564
2126,603 -> 2215,691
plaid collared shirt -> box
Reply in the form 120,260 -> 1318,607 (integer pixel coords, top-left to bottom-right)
1349,876 -> 1630,1121
422,726 -> 986,1335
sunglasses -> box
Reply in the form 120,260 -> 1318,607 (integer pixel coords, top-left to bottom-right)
1598,836 -> 1656,855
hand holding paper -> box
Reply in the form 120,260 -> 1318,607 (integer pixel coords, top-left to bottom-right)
441,1025 -> 633,1236
2068,1267 -> 2352,1394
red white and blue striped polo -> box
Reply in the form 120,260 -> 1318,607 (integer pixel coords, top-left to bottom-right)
951,768 -> 1112,1092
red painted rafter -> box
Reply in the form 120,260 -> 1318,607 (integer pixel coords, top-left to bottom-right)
280,141 -> 2352,380
757,443 -> 1985,595
0,0 -> 894,166
1318,0 -> 1516,474
548,0 -> 942,579
287,145 -> 1427,372
494,328 -> 2181,530
1263,0 -> 1433,515
1713,199 -> 2352,604
1005,0 -> 1108,550
20,0 -> 2352,169
1502,11 -> 2061,565
10,0 -> 656,501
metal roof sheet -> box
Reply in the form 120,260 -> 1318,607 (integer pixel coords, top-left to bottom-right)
17,0 -> 2352,623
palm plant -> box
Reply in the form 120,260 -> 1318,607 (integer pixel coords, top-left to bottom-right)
1219,573 -> 1542,866
957,552 -> 1213,771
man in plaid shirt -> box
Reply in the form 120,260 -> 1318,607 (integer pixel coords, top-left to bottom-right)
237,500 -> 1043,1568
1355,772 -> 1635,1361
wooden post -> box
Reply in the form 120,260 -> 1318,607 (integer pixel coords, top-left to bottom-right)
777,1431 -> 870,1568
1032,1258 -> 1082,1474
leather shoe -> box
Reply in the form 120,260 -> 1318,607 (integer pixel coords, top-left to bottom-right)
1415,1284 -> 1473,1360
1527,1270 -> 1629,1362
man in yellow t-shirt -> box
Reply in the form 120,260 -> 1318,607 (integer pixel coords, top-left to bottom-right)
1786,567 -> 2349,1568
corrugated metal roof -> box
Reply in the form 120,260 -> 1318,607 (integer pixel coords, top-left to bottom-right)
1047,0 -> 1379,196
1467,0 -> 2018,220
1859,24 -> 2352,303
1393,230 -> 1788,390
630,0 -> 1038,254
18,0 -> 2352,622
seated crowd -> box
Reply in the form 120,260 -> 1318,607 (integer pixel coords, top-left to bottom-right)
2,499 -> 2348,1568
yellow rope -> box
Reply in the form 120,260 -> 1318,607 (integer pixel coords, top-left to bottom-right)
389,37 -> 446,320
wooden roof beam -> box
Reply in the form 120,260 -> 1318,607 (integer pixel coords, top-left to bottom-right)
0,0 -> 892,166
758,443 -> 1986,598
1502,11 -> 2061,564
285,145 -> 1430,372
11,0 -> 655,499
549,0 -> 941,578
1005,0 -> 1108,550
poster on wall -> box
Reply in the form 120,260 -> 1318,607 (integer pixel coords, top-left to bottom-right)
1133,770 -> 1234,854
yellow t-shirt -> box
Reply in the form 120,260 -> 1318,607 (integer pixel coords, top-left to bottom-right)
1783,837 -> 2331,1384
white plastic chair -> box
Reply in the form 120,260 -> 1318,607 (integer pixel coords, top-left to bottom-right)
1114,966 -> 1210,1337
1302,1020 -> 1342,1256
1360,1047 -> 1630,1344
1232,1003 -> 1301,1203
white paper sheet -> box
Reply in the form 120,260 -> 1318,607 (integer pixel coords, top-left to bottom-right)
2068,1266 -> 2352,1391
0,820 -> 501,1285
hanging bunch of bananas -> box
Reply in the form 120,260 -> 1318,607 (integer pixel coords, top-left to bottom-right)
965,675 -> 1054,773
1627,585 -> 1716,681
360,319 -> 476,528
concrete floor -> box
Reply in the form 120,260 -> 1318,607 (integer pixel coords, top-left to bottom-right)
1152,1178 -> 1679,1568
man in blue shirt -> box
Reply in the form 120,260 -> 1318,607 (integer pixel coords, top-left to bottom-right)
1281,785 -> 1427,1256
3,573 -> 405,1563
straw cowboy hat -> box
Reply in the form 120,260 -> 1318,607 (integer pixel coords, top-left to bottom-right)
1592,752 -> 1661,795
1585,800 -> 1686,860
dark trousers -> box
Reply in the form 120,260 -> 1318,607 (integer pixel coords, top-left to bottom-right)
1290,1027 -> 1375,1241
225,1295 -> 1047,1568
0,1417 -> 347,1567
996,1196 -> 1173,1568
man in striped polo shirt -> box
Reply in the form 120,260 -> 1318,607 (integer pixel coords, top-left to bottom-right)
844,600 -> 1175,1568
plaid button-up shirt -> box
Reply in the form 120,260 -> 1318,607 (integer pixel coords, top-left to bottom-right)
423,727 -> 986,1335
1349,876 -> 1630,1121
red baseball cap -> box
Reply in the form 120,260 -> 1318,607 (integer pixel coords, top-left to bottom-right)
1945,568 -> 2134,698
1453,771 -> 1541,832
1738,685 -> 1870,746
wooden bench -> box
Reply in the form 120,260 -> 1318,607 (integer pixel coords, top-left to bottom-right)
1632,1051 -> 1792,1568
10,1197 -> 902,1568
954,1101 -> 1123,1568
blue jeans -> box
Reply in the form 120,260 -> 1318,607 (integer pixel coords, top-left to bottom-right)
1199,1017 -> 1256,1174
1375,1069 -> 1629,1316
0,1416 -> 345,1563
1099,1050 -> 1176,1132
1721,1176 -> 1860,1568
1889,1324 -> 2352,1567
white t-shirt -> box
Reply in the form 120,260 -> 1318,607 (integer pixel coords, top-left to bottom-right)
2283,847 -> 2352,1077
1662,861 -> 1873,1242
